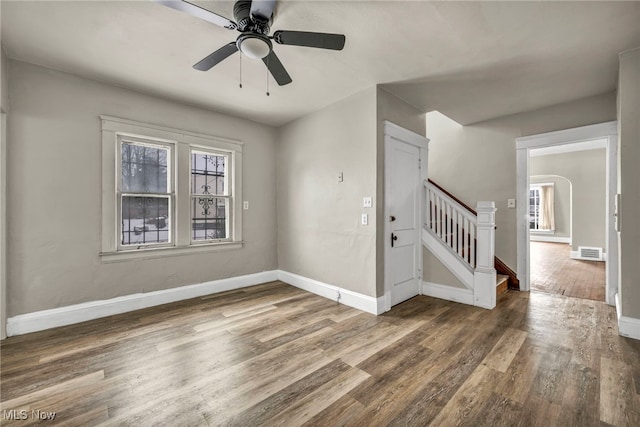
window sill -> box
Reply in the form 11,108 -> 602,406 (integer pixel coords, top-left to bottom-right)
531,230 -> 555,235
100,241 -> 243,263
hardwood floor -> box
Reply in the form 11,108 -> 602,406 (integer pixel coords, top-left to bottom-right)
531,241 -> 606,301
2,281 -> 639,426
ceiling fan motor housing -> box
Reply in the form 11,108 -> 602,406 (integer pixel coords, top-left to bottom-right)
234,0 -> 270,35
237,34 -> 272,59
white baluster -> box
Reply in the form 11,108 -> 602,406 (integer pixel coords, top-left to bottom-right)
451,206 -> 458,252
430,192 -> 436,233
463,217 -> 469,264
438,196 -> 443,239
425,188 -> 430,229
470,222 -> 475,268
445,202 -> 449,246
457,211 -> 463,257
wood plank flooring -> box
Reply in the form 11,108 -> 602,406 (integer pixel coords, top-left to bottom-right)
531,241 -> 606,301
2,281 -> 639,426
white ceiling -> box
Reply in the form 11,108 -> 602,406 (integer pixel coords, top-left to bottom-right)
2,1 -> 639,127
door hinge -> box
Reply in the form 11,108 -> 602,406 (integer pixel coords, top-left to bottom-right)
418,158 -> 422,169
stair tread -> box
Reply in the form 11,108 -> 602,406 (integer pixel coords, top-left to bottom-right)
496,274 -> 509,286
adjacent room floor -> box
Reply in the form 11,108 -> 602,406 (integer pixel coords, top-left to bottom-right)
530,241 -> 606,301
1,281 -> 639,426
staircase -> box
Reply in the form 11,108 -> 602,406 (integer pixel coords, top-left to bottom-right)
422,179 -> 504,309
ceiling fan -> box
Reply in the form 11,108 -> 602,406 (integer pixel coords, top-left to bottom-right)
154,0 -> 346,86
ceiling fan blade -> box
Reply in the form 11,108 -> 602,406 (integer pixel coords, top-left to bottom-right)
154,0 -> 237,30
262,51 -> 292,86
250,0 -> 276,22
193,42 -> 239,71
273,30 -> 345,50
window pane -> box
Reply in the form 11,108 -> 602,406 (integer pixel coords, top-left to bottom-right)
191,152 -> 226,195
529,188 -> 540,230
192,196 -> 227,240
122,196 -> 170,245
122,142 -> 169,193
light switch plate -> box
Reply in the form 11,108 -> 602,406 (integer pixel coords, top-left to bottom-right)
243,201 -> 249,210
361,214 -> 368,225
507,198 -> 516,208
363,197 -> 372,208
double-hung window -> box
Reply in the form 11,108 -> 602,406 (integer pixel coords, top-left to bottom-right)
190,149 -> 230,242
119,138 -> 173,249
101,116 -> 243,261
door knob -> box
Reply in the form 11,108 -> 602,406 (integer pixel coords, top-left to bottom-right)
390,215 -> 396,222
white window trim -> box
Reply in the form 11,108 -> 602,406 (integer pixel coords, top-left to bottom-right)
100,115 -> 243,262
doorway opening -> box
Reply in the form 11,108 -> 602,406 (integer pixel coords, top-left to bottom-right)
516,122 -> 618,305
528,144 -> 607,302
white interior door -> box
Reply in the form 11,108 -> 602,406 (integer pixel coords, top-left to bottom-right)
386,134 -> 421,307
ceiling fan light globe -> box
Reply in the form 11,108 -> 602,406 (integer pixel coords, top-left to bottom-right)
239,37 -> 271,59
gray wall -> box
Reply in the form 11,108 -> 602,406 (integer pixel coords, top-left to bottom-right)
531,150 -> 606,251
618,47 -> 640,319
7,60 -> 278,316
277,86 -> 425,299
277,87 -> 377,297
530,175 -> 571,239
423,250 -> 466,289
426,92 -> 616,274
1,0 -> 8,338
1,47 -> 7,112
0,37 -> 7,338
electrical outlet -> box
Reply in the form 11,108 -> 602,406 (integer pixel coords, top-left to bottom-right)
243,201 -> 249,210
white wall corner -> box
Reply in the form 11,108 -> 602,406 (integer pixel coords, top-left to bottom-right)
422,282 -> 474,306
277,270 -> 384,315
6,270 -> 279,336
615,293 -> 640,341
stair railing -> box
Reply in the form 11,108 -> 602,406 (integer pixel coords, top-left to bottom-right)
423,179 -> 497,309
424,180 -> 477,269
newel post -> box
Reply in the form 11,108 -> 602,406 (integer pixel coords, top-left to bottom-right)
474,201 -> 497,309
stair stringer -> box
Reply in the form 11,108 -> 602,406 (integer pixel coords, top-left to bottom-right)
422,227 -> 474,290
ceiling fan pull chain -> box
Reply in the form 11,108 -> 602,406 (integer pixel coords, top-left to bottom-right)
266,57 -> 270,96
239,52 -> 243,89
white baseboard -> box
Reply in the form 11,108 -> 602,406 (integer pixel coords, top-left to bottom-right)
530,235 -> 571,244
615,293 -> 640,341
277,270 -> 384,315
422,281 -> 474,306
6,270 -> 279,336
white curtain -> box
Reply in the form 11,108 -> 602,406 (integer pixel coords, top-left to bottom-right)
540,185 -> 555,230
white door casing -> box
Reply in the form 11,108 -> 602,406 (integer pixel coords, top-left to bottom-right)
384,121 -> 429,310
